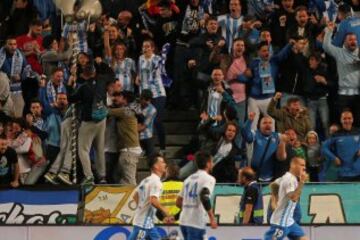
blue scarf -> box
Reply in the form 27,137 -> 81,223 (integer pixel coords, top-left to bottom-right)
46,80 -> 66,105
0,47 -> 24,77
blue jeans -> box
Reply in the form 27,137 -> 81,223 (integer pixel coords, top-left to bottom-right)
180,225 -> 206,240
128,226 -> 161,240
152,96 -> 166,150
307,97 -> 329,137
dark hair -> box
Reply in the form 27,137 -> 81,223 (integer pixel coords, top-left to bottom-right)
233,37 -> 245,45
42,35 -> 57,49
112,40 -> 127,56
206,16 -> 218,25
30,19 -> 43,27
0,134 -> 7,140
338,3 -> 352,14
308,52 -> 322,62
121,91 -> 135,103
12,118 -> 27,130
195,151 -> 212,170
30,98 -> 42,106
241,167 -> 256,181
286,97 -> 300,106
257,41 -> 269,50
52,67 -> 64,75
224,120 -> 239,135
149,153 -> 165,169
295,5 -> 308,14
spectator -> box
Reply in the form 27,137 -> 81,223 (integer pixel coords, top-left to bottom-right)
8,118 -> 47,185
275,128 -> 307,178
200,68 -> 230,127
217,0 -> 244,53
106,42 -> 136,92
323,21 -> 360,126
139,89 -> 157,158
187,16 -> 225,94
333,3 -> 360,47
109,91 -> 142,185
277,36 -> 308,106
0,36 -> 32,117
8,0 -> 39,37
238,41 -> 293,130
268,92 -> 312,140
241,113 -> 283,182
61,14 -> 89,53
66,63 -> 112,185
322,110 -> 360,181
16,19 -> 44,75
43,93 -> 68,165
305,130 -> 322,182
0,72 -> 14,117
40,35 -> 72,78
39,68 -> 67,108
238,166 -> 264,225
0,134 -> 20,188
268,0 -> 296,48
137,39 -> 167,153
302,52 -> 331,136
26,99 -> 47,141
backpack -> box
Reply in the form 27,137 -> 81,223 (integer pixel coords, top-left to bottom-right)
91,80 -> 108,122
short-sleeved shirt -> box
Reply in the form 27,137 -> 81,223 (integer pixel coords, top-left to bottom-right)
270,172 -> 298,227
132,173 -> 163,229
139,103 -> 157,140
0,147 -> 18,184
179,170 -> 216,229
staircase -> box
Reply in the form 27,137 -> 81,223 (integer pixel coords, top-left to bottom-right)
136,109 -> 199,182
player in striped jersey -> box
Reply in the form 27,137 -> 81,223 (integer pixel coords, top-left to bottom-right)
264,157 -> 308,240
129,154 -> 174,240
176,151 -> 218,240
217,0 -> 244,53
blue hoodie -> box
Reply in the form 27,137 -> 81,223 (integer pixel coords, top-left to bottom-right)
333,16 -> 360,47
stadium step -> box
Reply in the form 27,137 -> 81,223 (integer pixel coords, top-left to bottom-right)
164,122 -> 197,134
155,134 -> 193,146
164,109 -> 199,122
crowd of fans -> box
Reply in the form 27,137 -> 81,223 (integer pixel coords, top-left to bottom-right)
0,0 -> 359,187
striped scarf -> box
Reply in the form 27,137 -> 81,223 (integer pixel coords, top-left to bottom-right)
0,47 -> 24,77
160,43 -> 172,88
46,80 -> 66,105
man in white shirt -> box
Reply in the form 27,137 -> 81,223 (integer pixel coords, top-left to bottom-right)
264,157 -> 308,240
129,154 -> 173,240
176,151 -> 218,240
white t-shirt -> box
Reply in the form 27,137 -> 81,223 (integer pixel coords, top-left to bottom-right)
270,172 -> 298,227
132,173 -> 162,229
179,170 -> 216,229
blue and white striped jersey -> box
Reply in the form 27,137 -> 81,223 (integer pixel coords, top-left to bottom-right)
62,21 -> 88,53
132,173 -> 163,229
270,172 -> 298,227
110,57 -> 136,92
138,54 -> 166,98
217,14 -> 243,53
140,103 -> 157,140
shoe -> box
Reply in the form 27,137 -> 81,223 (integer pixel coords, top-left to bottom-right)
44,172 -> 59,185
81,176 -> 95,185
57,172 -> 73,185
98,177 -> 107,184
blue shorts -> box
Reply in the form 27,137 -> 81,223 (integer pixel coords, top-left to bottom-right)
180,225 -> 206,240
264,223 -> 305,240
128,226 -> 161,240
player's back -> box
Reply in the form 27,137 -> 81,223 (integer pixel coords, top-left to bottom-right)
270,172 -> 298,227
179,170 -> 216,229
133,173 -> 162,229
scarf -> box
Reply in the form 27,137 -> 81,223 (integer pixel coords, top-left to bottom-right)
160,43 -> 172,88
0,47 -> 24,77
181,5 -> 205,35
46,80 -> 66,105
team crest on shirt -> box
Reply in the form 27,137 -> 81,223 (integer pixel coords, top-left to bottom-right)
0,156 -> 7,168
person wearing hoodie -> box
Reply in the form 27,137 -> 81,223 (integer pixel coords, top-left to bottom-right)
323,21 -> 360,126
305,130 -> 322,182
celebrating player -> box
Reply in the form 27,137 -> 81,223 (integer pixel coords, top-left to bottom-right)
129,154 -> 174,240
176,151 -> 218,240
264,157 -> 308,240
